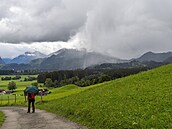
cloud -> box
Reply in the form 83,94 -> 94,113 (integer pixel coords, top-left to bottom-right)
75,0 -> 172,58
0,41 -> 77,58
1,0 -> 172,59
0,0 -> 94,43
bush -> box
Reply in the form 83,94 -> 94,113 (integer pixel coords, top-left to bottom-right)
8,81 -> 17,92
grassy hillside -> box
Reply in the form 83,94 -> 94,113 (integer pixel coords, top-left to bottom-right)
0,111 -> 5,127
38,64 -> 172,129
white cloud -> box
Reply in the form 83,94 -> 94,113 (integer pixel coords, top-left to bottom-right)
0,41 -> 78,58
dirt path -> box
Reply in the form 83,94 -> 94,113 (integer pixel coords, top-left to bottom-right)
0,107 -> 87,129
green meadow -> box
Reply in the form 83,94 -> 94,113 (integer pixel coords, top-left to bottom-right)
0,75 -> 38,90
1,64 -> 172,128
37,64 -> 172,129
0,74 -> 98,105
0,75 -> 39,105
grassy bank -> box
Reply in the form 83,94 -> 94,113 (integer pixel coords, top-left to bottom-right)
37,64 -> 172,129
0,111 -> 5,127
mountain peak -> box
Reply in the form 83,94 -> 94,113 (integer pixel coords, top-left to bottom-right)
10,51 -> 47,64
49,48 -> 82,57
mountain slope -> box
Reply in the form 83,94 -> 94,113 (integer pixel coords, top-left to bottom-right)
87,60 -> 165,69
39,64 -> 172,129
0,57 -> 5,64
164,56 -> 172,63
0,63 -> 31,70
39,49 -> 126,70
2,58 -> 12,64
136,51 -> 172,62
10,51 -> 47,64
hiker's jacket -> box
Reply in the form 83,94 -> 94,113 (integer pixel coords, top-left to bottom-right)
28,94 -> 36,100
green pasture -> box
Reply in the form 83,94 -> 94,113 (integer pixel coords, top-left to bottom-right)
0,84 -> 99,106
37,64 -> 172,129
0,75 -> 38,90
0,74 -> 42,105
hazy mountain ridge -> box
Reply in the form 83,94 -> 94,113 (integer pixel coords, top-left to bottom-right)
1,50 -> 172,70
136,51 -> 172,62
38,49 -> 126,70
10,51 -> 47,64
2,58 -> 12,64
0,57 -> 5,64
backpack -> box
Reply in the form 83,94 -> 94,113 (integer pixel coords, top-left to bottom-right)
28,94 -> 35,99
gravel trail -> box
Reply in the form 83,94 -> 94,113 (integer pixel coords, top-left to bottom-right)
0,107 -> 87,129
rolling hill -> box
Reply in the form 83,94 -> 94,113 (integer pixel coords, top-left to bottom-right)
38,63 -> 172,129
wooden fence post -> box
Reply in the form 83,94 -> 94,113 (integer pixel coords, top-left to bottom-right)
40,91 -> 42,103
14,94 -> 16,104
8,96 -> 9,105
0,95 -> 2,104
0,95 -> 1,105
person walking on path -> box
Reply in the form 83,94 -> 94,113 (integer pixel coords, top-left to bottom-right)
27,93 -> 36,113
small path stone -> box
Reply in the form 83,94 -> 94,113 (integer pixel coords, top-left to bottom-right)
0,107 -> 87,129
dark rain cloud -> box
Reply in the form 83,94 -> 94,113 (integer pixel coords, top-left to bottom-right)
0,0 -> 94,43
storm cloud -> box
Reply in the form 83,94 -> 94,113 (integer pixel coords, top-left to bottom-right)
1,0 -> 172,58
0,0 -> 94,43
76,0 -> 172,58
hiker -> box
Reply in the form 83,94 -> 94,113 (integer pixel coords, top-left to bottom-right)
27,93 -> 36,113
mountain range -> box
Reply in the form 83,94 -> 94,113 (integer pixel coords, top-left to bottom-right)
0,49 -> 172,70
34,48 -> 126,70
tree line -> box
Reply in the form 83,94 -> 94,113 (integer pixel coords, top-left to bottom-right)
38,67 -> 149,87
1,75 -> 21,81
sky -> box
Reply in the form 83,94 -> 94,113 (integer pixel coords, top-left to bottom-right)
0,0 -> 172,59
